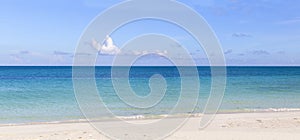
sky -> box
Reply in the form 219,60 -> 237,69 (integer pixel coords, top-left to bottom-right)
0,0 -> 299,66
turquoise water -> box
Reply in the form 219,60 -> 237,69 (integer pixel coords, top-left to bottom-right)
0,66 -> 300,124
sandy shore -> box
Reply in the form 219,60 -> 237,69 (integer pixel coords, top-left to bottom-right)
1,111 -> 300,140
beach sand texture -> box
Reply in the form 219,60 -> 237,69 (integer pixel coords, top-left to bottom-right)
1,111 -> 300,140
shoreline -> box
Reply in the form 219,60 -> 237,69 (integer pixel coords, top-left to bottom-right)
1,111 -> 300,140
0,110 -> 300,127
1,109 -> 300,126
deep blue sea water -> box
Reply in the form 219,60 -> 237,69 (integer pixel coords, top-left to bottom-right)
0,66 -> 300,124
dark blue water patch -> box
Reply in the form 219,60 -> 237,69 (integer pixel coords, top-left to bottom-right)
1,66 -> 299,79
226,66 -> 300,77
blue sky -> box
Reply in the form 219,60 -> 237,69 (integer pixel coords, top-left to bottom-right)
0,0 -> 299,66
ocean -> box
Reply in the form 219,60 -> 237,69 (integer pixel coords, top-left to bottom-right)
0,66 -> 300,124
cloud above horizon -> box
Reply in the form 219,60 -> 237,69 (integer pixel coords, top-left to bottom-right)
232,33 -> 252,38
7,50 -> 74,65
224,49 -> 233,55
131,50 -> 168,56
250,50 -> 270,55
90,35 -> 170,57
91,35 -> 121,55
53,51 -> 72,55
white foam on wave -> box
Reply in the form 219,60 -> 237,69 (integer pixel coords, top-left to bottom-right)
117,115 -> 146,120
251,108 -> 300,112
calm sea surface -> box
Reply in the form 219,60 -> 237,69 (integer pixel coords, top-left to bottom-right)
0,66 -> 300,124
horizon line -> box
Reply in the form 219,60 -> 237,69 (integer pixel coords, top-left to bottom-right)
0,65 -> 300,67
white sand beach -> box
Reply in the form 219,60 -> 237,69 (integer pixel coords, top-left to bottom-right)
1,111 -> 300,140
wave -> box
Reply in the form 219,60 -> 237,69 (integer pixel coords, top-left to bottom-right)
2,108 -> 300,127
249,108 -> 300,112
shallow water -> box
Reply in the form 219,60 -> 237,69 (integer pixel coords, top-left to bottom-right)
0,66 -> 300,124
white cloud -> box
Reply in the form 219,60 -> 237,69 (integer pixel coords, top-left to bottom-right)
250,50 -> 270,55
8,50 -> 73,65
53,51 -> 71,55
129,50 -> 168,56
91,35 -> 121,55
224,49 -> 233,55
155,50 -> 168,56
90,36 -> 168,56
232,33 -> 252,38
